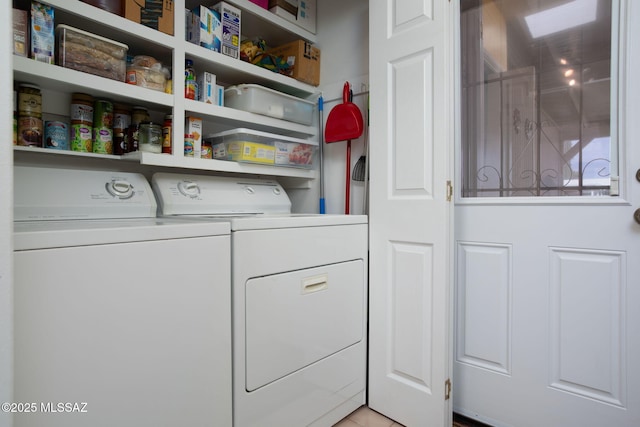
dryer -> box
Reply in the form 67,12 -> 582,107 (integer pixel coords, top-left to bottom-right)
152,172 -> 368,427
13,166 -> 232,427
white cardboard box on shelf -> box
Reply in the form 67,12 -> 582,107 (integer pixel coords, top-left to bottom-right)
211,2 -> 241,59
224,84 -> 314,125
186,6 -> 222,52
198,71 -> 217,103
269,0 -> 316,34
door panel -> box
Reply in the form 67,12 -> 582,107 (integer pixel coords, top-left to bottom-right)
454,3 -> 640,425
369,0 -> 453,426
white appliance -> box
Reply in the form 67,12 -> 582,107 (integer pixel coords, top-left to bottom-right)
13,166 -> 232,427
152,172 -> 368,427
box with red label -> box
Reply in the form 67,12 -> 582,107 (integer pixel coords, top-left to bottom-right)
124,0 -> 174,36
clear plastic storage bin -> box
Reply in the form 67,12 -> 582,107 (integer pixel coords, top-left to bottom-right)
57,24 -> 128,82
205,128 -> 316,168
224,84 -> 314,125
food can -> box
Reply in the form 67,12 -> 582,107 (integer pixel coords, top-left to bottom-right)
92,100 -> 114,154
18,116 -> 43,147
44,121 -> 69,150
201,141 -> 212,159
184,134 -> 194,157
18,84 -> 42,118
70,93 -> 93,152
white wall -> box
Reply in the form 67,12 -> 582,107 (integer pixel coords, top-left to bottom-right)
1,0 -> 13,426
288,0 -> 369,215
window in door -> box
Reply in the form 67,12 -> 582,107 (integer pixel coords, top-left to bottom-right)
460,0 -> 615,197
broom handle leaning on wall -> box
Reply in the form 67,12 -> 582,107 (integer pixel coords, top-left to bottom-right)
318,95 -> 326,214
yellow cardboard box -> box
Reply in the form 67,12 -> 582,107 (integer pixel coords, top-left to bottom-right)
217,141 -> 275,165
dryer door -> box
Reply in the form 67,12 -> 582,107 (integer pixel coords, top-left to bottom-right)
245,260 -> 364,391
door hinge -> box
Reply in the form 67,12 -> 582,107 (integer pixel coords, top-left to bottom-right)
445,378 -> 452,400
446,180 -> 453,202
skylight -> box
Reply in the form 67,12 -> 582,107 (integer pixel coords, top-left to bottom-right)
525,0 -> 598,39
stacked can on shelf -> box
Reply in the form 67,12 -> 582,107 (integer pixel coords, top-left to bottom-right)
70,93 -> 94,152
17,83 -> 43,147
92,99 -> 114,154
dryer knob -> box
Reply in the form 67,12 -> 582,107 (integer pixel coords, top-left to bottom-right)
273,188 -> 281,195
106,180 -> 134,199
245,186 -> 255,195
178,181 -> 200,198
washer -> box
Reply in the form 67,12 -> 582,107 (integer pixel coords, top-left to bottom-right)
13,166 -> 232,427
152,172 -> 368,427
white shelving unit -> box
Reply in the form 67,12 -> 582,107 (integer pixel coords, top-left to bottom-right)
13,0 -> 320,180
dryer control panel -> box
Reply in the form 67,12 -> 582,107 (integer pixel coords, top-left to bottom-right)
151,173 -> 292,216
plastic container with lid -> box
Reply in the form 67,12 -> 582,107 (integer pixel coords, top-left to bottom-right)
138,122 -> 163,153
57,24 -> 128,82
224,84 -> 314,125
205,128 -> 317,168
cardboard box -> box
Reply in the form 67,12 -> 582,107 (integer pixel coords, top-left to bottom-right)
124,0 -> 174,36
186,6 -> 221,52
213,141 -> 275,165
268,40 -> 320,86
185,116 -> 203,157
215,84 -> 225,106
211,2 -> 241,59
269,0 -> 316,34
268,0 -> 296,16
30,1 -> 54,64
249,0 -> 268,9
198,71 -> 217,103
13,9 -> 28,57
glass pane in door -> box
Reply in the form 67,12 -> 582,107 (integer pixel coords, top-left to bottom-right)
460,0 -> 614,197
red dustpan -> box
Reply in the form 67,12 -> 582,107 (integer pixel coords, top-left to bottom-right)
325,82 -> 364,214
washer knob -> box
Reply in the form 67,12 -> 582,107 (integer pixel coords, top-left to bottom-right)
106,179 -> 134,199
178,181 -> 200,198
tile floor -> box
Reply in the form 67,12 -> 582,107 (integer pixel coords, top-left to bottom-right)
333,406 -> 490,427
333,406 -> 403,427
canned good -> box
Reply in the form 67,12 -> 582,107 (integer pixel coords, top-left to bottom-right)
71,124 -> 93,152
70,93 -> 93,152
138,122 -> 163,153
70,93 -> 94,125
44,121 -> 69,150
18,84 -> 42,118
18,116 -> 43,147
92,100 -> 113,154
201,141 -> 212,159
184,134 -> 194,157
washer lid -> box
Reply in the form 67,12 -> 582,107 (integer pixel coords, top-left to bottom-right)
13,217 -> 230,250
152,172 -> 292,216
14,166 -> 157,221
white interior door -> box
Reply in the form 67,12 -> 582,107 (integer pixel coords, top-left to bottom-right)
454,1 -> 640,426
368,1 -> 453,426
